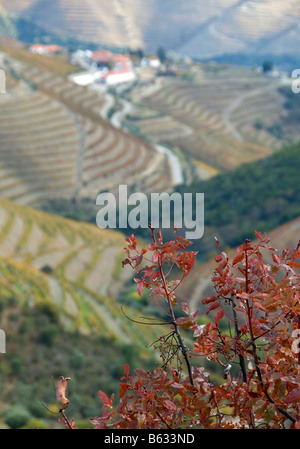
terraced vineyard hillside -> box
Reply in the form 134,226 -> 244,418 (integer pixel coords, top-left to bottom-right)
0,196 -> 164,349
126,66 -> 293,178
0,46 -> 172,207
0,195 -> 169,427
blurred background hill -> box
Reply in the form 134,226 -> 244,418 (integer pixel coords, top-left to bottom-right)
0,1 -> 300,68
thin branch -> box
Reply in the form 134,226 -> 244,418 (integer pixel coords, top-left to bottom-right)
156,410 -> 172,429
59,409 -> 73,429
150,225 -> 194,386
152,294 -> 172,317
231,295 -> 247,383
120,306 -> 170,326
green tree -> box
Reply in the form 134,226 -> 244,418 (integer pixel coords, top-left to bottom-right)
262,60 -> 273,73
157,46 -> 167,63
3,405 -> 31,429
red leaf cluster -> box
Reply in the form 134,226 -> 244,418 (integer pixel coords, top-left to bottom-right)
59,230 -> 300,429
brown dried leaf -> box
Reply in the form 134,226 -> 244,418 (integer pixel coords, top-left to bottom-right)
56,376 -> 71,410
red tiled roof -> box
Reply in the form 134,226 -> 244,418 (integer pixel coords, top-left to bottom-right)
30,44 -> 63,53
92,51 -> 130,64
92,50 -> 112,61
113,55 -> 130,63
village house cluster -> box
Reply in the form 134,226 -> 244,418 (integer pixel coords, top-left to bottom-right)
29,43 -> 163,87
90,50 -> 136,85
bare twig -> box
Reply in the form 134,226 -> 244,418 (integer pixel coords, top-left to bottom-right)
231,295 -> 247,383
150,225 -> 194,386
59,409 -> 73,429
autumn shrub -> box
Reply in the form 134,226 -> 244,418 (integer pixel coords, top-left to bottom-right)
58,227 -> 300,429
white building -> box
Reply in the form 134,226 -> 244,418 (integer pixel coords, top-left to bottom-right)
100,70 -> 136,86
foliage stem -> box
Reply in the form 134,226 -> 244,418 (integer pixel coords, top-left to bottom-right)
150,225 -> 194,386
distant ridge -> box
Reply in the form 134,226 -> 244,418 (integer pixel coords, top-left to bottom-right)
0,0 -> 300,63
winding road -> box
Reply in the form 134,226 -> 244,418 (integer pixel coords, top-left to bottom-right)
107,93 -> 185,187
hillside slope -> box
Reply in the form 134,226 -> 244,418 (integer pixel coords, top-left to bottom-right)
0,196 -> 164,347
0,195 -> 169,426
126,64 -> 293,178
0,45 -> 172,207
0,0 -> 300,60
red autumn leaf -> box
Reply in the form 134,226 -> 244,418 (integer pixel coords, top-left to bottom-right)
148,242 -> 160,251
285,387 -> 300,404
99,391 -> 110,406
107,413 -> 125,426
202,296 -> 217,305
122,258 -> 131,267
215,254 -> 223,262
214,236 -> 220,249
119,383 -> 130,399
135,253 -> 144,267
135,369 -> 149,379
152,252 -> 159,263
291,249 -> 300,259
164,399 -> 177,411
206,301 -> 220,313
171,381 -> 185,390
256,251 -> 264,266
176,236 -> 193,247
215,309 -> 224,325
237,243 -> 253,253
181,302 -> 189,315
272,253 -> 281,264
287,261 -> 300,270
124,364 -> 130,377
191,309 -> 199,319
153,287 -> 166,296
150,271 -> 160,281
253,300 -> 266,312
142,266 -> 154,277
216,260 -> 228,274
255,230 -> 263,240
237,291 -> 250,300
137,280 -> 144,296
